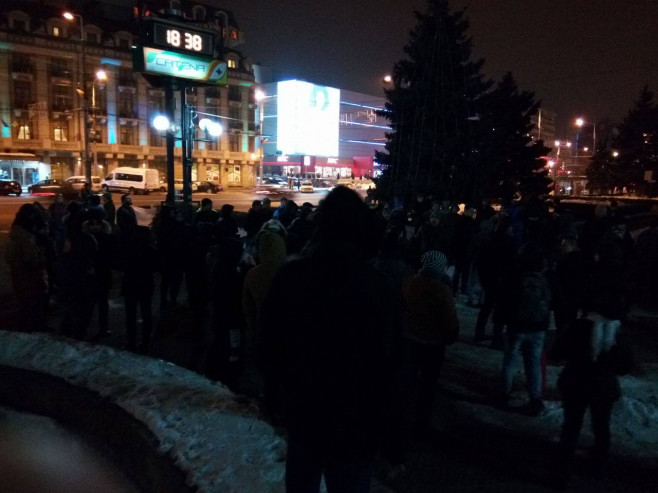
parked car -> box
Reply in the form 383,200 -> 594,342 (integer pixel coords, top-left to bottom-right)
354,179 -> 376,191
300,180 -> 314,193
66,175 -> 102,192
334,179 -> 357,190
196,181 -> 223,193
28,179 -> 77,198
312,179 -> 333,189
0,180 -> 22,196
174,179 -> 198,192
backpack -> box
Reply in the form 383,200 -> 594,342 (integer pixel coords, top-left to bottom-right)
515,272 -> 551,327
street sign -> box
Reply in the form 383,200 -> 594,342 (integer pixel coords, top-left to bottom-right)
133,47 -> 227,85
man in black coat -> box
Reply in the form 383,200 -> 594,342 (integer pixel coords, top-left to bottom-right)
116,193 -> 137,236
259,186 -> 402,493
549,315 -> 633,488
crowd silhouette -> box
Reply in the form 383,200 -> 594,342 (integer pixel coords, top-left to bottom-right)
5,186 -> 657,492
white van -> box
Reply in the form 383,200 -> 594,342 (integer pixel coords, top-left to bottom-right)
102,167 -> 160,194
66,175 -> 102,192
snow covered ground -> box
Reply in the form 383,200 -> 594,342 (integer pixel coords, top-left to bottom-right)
0,301 -> 656,492
449,302 -> 658,460
0,331 -> 286,493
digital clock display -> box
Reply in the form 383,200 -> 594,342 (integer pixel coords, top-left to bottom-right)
153,22 -> 214,57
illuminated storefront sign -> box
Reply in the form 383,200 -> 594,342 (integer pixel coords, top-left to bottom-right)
134,47 -> 227,85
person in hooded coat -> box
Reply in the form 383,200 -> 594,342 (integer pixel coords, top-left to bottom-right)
259,186 -> 402,493
5,204 -> 49,332
242,229 -> 287,399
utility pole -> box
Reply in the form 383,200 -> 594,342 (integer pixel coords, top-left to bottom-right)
180,85 -> 194,204
165,79 -> 176,204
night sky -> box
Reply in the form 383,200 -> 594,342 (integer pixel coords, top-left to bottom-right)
217,0 -> 658,137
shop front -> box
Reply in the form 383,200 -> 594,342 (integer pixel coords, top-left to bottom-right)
0,153 -> 48,187
262,154 -> 304,178
315,156 -> 353,179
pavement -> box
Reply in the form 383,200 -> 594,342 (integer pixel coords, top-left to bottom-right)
0,240 -> 657,491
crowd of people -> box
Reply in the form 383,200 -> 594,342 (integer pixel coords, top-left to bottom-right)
5,186 -> 657,492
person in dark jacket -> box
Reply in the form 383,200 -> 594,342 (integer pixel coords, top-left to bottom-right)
82,210 -> 115,340
5,204 -> 49,332
194,197 -> 219,226
205,229 -> 247,389
287,204 -> 315,254
553,237 -> 587,336
259,186 -> 402,493
48,194 -> 68,255
154,205 -> 189,309
499,242 -> 551,416
116,193 -> 137,236
416,211 -> 451,256
259,196 -> 274,222
244,199 -> 265,240
451,205 -> 477,295
216,203 -> 238,238
474,215 -> 517,346
549,314 -> 633,488
102,192 -> 116,227
122,226 -> 158,353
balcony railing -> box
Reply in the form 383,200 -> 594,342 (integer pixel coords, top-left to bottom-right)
12,139 -> 42,148
118,144 -> 142,154
52,141 -> 80,151
92,143 -> 112,153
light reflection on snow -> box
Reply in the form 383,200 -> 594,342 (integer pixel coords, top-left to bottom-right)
0,331 -> 286,492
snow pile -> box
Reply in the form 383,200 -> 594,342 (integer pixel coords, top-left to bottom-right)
0,331 -> 286,492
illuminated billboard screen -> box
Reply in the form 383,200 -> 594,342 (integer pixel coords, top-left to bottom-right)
277,80 -> 340,157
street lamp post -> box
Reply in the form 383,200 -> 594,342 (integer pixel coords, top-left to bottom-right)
64,11 -> 92,186
576,118 -> 596,155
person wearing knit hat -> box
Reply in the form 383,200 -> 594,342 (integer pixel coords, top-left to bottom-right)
402,249 -> 459,435
420,250 -> 450,285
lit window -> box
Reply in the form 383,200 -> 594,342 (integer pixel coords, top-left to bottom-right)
228,59 -> 237,69
54,127 -> 68,141
17,125 -> 31,140
53,26 -> 60,37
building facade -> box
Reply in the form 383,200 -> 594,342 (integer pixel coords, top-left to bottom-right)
257,79 -> 388,179
0,0 -> 259,188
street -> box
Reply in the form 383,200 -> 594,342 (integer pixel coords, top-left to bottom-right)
0,188 -> 329,230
